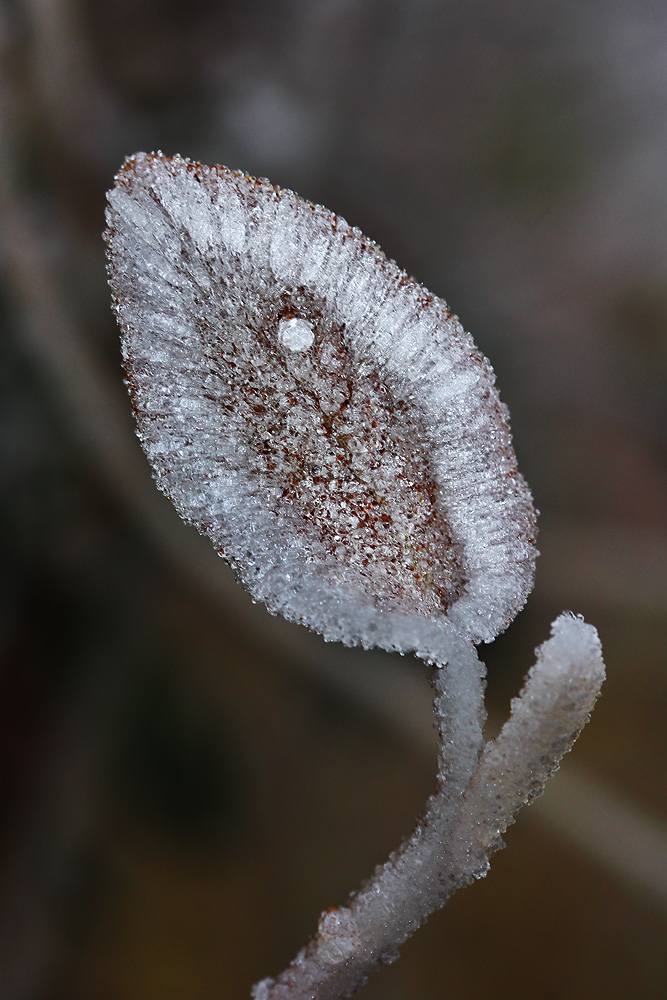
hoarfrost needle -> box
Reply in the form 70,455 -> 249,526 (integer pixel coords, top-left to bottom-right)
105,153 -> 605,1000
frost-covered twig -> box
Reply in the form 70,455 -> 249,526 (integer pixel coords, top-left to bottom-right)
252,614 -> 604,1000
461,613 -> 606,861
252,635 -> 486,1000
104,153 -> 605,1000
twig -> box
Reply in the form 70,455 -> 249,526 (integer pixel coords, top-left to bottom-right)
252,615 -> 605,1000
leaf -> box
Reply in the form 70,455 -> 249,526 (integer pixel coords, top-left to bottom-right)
105,152 -> 536,652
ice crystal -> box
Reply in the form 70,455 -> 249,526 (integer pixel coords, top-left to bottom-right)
105,153 -> 604,1000
277,315 -> 315,351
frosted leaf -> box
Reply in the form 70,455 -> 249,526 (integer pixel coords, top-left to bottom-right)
105,152 -> 536,652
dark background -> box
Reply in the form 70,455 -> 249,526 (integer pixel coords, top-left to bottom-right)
1,1 -> 665,998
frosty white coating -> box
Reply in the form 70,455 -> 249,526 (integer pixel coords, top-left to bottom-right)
277,316 -> 315,351
105,152 -> 536,650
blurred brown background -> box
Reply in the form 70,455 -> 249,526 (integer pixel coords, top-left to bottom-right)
1,1 -> 665,998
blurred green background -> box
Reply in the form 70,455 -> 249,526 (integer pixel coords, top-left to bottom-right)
0,2 -> 665,998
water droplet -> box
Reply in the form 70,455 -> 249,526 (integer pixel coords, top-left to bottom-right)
277,316 -> 315,352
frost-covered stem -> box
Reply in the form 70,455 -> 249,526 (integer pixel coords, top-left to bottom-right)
455,613 -> 606,869
252,636 -> 487,1000
251,615 -> 605,1000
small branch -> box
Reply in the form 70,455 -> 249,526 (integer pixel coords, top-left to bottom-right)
252,635 -> 486,1000
458,612 -> 606,868
251,614 -> 605,1000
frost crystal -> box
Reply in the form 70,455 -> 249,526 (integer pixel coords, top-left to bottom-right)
105,153 -> 604,1000
277,315 -> 315,351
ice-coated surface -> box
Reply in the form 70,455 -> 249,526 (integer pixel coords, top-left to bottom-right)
105,152 -> 537,650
